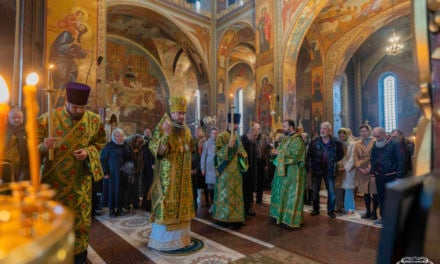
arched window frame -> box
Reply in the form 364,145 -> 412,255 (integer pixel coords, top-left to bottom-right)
233,88 -> 244,136
195,88 -> 201,126
378,72 -> 398,132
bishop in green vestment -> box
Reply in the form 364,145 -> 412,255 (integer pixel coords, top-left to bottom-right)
38,83 -> 106,260
270,119 -> 306,228
148,96 -> 195,251
212,113 -> 248,224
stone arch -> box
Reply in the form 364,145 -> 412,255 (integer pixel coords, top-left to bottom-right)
324,1 -> 411,123
106,1 -> 210,84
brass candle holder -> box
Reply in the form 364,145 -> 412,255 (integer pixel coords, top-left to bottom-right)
0,181 -> 74,263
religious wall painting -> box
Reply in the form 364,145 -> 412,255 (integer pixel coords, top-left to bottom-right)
256,63 -> 274,135
306,27 -> 323,67
256,1 -> 273,54
119,121 -> 137,136
282,0 -> 302,32
218,30 -> 235,68
181,40 -> 205,75
282,63 -> 296,121
285,7 -> 314,65
153,39 -> 179,71
315,0 -> 392,52
217,69 -> 227,103
179,18 -> 210,59
105,38 -> 169,134
311,104 -> 323,138
217,105 -> 227,132
312,67 -> 323,102
46,0 -> 99,107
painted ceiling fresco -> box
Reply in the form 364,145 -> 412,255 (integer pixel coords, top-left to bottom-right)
315,0 -> 406,51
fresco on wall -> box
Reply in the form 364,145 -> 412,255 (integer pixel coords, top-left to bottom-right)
282,0 -> 302,31
153,39 -> 179,70
217,71 -> 226,104
295,46 -> 312,135
312,70 -> 323,102
105,39 -> 169,134
218,31 -> 235,68
179,18 -> 210,60
307,28 -> 323,67
285,6 -> 314,64
256,63 -> 274,135
283,63 -> 296,121
315,0 -> 397,52
46,0 -> 99,107
256,1 -> 273,53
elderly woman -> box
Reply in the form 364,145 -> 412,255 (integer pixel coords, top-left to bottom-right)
100,128 -> 133,217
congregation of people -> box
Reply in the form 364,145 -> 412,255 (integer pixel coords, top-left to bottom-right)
0,82 -> 415,262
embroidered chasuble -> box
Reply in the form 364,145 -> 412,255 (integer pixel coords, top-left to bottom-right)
148,113 -> 194,231
270,133 -> 306,228
212,130 -> 248,223
38,107 -> 106,254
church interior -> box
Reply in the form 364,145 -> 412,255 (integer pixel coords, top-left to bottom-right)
1,0 -> 440,263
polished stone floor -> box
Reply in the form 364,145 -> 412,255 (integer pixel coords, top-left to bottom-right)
87,194 -> 381,264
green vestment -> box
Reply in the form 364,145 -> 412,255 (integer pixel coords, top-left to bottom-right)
270,133 -> 306,228
38,107 -> 106,254
148,114 -> 194,231
212,130 -> 248,223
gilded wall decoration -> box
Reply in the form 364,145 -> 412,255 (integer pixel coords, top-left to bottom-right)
282,0 -> 302,33
256,0 -> 273,54
45,0 -> 99,107
315,0 -> 403,52
323,1 -> 410,123
105,39 -> 169,134
256,63 -> 274,135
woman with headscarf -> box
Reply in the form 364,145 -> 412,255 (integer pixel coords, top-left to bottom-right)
100,128 -> 133,216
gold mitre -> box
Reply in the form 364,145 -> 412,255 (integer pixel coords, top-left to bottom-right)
169,96 -> 187,112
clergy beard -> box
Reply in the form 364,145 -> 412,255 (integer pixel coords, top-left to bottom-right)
70,113 -> 84,120
375,139 -> 386,148
171,124 -> 186,137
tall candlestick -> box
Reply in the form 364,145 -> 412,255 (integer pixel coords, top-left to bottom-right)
229,93 -> 234,133
23,73 -> 40,189
0,75 -> 10,180
46,64 -> 55,160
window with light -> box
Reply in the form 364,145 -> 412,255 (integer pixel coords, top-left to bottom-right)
379,73 -> 397,132
195,89 -> 201,125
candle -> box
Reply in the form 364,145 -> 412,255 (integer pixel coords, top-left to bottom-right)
47,64 -> 55,160
23,73 -> 40,189
229,93 -> 234,132
0,75 -> 10,178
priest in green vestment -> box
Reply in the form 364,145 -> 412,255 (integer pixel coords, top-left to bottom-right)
148,96 -> 195,251
38,82 -> 106,262
212,113 -> 248,225
270,119 -> 306,228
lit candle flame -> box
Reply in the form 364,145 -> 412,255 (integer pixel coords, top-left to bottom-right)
26,73 -> 39,85
49,64 -> 55,70
0,75 -> 10,103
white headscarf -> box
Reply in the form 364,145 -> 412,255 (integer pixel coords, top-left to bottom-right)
111,128 -> 125,145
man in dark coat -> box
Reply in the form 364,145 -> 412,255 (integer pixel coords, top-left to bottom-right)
306,121 -> 344,219
370,127 -> 405,226
240,127 -> 259,216
141,128 -> 155,211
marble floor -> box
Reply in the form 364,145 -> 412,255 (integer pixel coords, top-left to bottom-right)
87,195 -> 381,264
